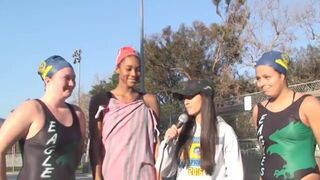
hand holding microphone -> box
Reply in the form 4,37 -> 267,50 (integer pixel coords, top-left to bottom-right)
164,113 -> 188,146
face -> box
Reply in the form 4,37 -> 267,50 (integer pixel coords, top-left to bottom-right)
184,94 -> 202,117
255,65 -> 286,97
45,67 -> 76,98
116,56 -> 140,88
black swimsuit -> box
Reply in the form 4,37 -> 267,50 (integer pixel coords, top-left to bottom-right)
256,93 -> 319,180
17,99 -> 82,180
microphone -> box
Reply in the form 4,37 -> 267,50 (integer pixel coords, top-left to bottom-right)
164,113 -> 188,145
175,113 -> 189,129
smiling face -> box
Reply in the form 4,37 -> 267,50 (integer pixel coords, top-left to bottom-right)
116,55 -> 140,88
45,67 -> 76,98
255,65 -> 286,98
184,94 -> 202,117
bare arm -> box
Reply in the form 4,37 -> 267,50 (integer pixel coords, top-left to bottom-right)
143,93 -> 161,170
143,93 -> 160,119
252,104 -> 258,130
72,105 -> 87,164
301,96 -> 320,146
88,95 -> 104,180
0,100 -> 39,180
143,94 -> 160,127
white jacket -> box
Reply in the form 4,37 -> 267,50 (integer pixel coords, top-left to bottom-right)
155,116 -> 244,180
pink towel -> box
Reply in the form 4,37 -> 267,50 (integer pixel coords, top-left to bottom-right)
101,98 -> 158,180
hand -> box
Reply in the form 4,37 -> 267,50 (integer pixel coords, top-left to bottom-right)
164,125 -> 180,143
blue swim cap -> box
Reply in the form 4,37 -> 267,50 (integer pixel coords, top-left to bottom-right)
38,55 -> 73,80
256,51 -> 290,75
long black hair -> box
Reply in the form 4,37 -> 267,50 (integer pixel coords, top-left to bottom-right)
175,92 -> 218,175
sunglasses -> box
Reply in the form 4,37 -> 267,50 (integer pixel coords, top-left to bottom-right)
183,94 -> 197,100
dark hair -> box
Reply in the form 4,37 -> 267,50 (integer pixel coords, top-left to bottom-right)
175,92 -> 218,175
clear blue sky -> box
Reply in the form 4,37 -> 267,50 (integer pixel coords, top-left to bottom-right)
0,0 -> 218,118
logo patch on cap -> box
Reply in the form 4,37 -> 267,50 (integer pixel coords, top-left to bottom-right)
275,52 -> 289,70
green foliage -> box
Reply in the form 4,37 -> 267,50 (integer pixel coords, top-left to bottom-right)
144,19 -> 250,98
89,73 -> 118,95
289,45 -> 320,84
143,0 -> 250,134
86,0 -> 320,140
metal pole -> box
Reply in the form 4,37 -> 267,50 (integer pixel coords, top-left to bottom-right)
140,0 -> 145,93
78,61 -> 81,105
12,145 -> 15,172
72,49 -> 82,105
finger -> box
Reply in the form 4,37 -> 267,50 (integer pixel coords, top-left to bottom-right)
171,125 -> 178,131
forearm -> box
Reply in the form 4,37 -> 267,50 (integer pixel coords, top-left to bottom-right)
90,157 -> 103,180
89,139 -> 103,180
93,164 -> 103,180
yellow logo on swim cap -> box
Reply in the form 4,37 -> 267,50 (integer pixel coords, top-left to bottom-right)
38,61 -> 46,74
38,61 -> 53,80
275,52 -> 289,70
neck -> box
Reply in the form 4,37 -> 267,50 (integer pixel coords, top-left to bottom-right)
41,93 -> 66,108
270,86 -> 293,104
195,113 -> 202,125
113,83 -> 135,95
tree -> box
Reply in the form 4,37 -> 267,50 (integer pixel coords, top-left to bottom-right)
89,74 -> 118,96
144,0 -> 249,98
295,0 -> 320,46
289,45 -> 320,83
240,0 -> 299,69
143,0 -> 250,135
86,0 -> 320,138
240,0 -> 320,73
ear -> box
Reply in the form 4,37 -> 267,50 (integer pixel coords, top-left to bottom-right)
44,77 -> 51,85
115,67 -> 120,74
280,74 -> 288,84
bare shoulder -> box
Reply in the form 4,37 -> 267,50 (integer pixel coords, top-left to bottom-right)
0,99 -> 42,142
143,93 -> 157,103
301,94 -> 320,110
252,104 -> 258,116
142,93 -> 160,118
299,94 -> 320,123
9,99 -> 43,120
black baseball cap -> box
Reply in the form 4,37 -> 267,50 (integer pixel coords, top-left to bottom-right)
172,79 -> 214,100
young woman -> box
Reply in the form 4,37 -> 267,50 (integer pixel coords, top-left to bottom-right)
0,55 -> 86,180
89,46 -> 160,180
252,50 -> 320,179
156,79 -> 243,180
